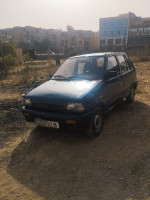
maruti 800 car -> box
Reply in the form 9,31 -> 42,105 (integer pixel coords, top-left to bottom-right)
21,52 -> 138,137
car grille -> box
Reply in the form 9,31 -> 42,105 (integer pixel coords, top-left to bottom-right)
29,102 -> 65,112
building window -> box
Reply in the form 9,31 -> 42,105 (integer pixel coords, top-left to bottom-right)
65,33 -> 67,38
52,42 -> 56,47
84,41 -> 89,46
71,37 -> 74,42
110,31 -> 114,35
100,40 -> 106,45
53,34 -> 56,39
111,22 -> 114,27
117,30 -> 121,35
85,33 -> 89,38
138,28 -> 143,32
78,32 -> 82,37
130,28 -> 138,32
115,39 -> 122,45
104,31 -> 107,35
104,23 -> 107,27
107,39 -> 113,45
144,27 -> 148,32
118,21 -> 121,27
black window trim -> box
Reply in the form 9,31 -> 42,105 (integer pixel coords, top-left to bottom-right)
123,55 -> 131,71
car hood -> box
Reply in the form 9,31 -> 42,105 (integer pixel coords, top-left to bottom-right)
26,79 -> 102,104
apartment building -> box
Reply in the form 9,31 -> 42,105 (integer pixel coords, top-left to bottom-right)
99,12 -> 150,50
0,28 -> 13,42
60,30 -> 99,54
0,26 -> 99,54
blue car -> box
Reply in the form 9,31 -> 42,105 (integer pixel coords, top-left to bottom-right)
22,52 -> 138,137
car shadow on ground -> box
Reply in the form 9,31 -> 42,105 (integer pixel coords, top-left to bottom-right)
7,100 -> 150,200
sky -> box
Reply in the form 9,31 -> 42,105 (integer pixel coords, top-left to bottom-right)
0,0 -> 150,31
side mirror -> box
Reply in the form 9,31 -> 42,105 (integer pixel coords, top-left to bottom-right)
107,71 -> 117,79
50,73 -> 54,79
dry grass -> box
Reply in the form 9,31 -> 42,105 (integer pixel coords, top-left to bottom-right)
0,58 -> 150,200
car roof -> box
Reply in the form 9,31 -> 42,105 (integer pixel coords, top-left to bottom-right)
70,52 -> 127,58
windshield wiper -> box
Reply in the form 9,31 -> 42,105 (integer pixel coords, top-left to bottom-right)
66,75 -> 94,80
53,75 -> 94,80
54,75 -> 81,80
66,75 -> 79,79
53,75 -> 67,79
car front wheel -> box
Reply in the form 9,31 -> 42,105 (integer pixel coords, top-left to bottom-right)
126,86 -> 135,103
86,107 -> 103,138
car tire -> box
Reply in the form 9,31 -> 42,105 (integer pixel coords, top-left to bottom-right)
86,107 -> 103,138
126,86 -> 135,103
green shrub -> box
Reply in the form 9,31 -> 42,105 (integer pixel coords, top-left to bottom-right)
0,54 -> 17,75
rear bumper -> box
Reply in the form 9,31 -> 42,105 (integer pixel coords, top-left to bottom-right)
21,106 -> 92,128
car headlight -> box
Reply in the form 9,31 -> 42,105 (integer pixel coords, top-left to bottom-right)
66,103 -> 84,112
24,98 -> 32,106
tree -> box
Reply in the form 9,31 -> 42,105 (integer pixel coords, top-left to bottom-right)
17,42 -> 30,50
66,25 -> 74,31
33,39 -> 51,53
0,42 -> 16,57
0,42 -> 17,75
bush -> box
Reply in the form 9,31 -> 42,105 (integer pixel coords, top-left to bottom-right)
0,42 -> 17,76
0,54 -> 17,75
0,42 -> 16,57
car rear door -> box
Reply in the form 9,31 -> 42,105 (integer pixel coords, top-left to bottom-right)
116,55 -> 133,97
103,55 -> 123,107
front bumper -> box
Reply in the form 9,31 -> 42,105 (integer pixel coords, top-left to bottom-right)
21,106 -> 92,128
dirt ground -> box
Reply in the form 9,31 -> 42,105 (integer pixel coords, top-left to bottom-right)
0,61 -> 150,200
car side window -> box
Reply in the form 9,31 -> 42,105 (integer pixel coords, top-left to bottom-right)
117,55 -> 128,73
128,59 -> 135,70
107,56 -> 119,78
124,56 -> 132,70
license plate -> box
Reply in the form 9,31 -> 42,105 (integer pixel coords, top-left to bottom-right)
35,118 -> 59,129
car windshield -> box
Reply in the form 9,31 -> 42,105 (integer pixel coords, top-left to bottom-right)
52,56 -> 105,80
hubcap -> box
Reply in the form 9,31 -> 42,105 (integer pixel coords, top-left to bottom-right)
94,114 -> 101,130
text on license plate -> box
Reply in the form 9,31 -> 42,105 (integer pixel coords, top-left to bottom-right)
35,118 -> 59,129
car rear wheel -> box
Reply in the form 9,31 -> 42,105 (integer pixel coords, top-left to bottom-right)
86,107 -> 103,138
126,86 -> 135,103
